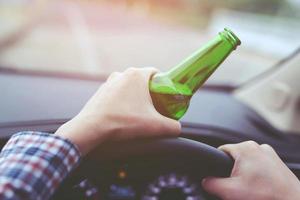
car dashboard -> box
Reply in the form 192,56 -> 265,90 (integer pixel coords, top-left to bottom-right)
1,71 -> 300,200
61,158 -> 207,199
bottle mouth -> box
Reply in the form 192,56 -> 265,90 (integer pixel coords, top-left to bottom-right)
219,28 -> 241,49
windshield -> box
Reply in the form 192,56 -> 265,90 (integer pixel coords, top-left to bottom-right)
0,0 -> 300,86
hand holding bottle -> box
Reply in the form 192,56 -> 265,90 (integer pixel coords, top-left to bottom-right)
55,68 -> 181,155
56,28 -> 240,155
202,141 -> 300,200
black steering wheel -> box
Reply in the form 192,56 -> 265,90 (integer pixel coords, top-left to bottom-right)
53,138 -> 233,200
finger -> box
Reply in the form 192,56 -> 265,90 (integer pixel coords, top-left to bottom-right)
260,144 -> 276,154
158,116 -> 181,137
124,67 -> 158,78
123,67 -> 158,87
124,67 -> 160,99
202,177 -> 237,199
141,67 -> 160,79
219,141 -> 260,160
218,144 -> 241,160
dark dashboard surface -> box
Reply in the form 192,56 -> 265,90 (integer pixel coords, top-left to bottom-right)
1,71 -> 300,199
1,71 -> 300,162
0,71 -> 290,139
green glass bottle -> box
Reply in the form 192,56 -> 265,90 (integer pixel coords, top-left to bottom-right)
149,28 -> 241,120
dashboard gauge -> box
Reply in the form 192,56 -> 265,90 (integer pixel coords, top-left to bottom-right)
142,173 -> 204,200
108,184 -> 136,199
74,179 -> 100,199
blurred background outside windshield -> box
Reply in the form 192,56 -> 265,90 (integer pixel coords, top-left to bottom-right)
0,0 -> 300,86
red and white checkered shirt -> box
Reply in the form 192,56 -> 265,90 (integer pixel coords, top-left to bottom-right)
0,131 -> 81,200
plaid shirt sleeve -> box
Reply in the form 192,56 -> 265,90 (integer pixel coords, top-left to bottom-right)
0,131 -> 81,200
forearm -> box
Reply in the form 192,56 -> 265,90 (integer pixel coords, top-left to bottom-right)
0,132 -> 81,200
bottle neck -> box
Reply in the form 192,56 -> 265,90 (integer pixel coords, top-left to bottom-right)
166,29 -> 240,93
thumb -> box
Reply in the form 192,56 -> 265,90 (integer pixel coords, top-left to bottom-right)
202,177 -> 237,199
151,114 -> 181,137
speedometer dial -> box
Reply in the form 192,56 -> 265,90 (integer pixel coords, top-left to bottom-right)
142,173 -> 204,200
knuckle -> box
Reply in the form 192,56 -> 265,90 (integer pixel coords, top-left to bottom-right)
125,68 -> 142,78
126,67 -> 139,74
260,143 -> 272,149
145,67 -> 159,73
237,141 -> 260,155
260,144 -> 275,152
244,140 -> 259,148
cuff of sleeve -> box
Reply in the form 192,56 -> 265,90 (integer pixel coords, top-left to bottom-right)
0,131 -> 81,199
1,131 -> 81,163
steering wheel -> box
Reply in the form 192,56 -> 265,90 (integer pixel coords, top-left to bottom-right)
53,138 -> 233,200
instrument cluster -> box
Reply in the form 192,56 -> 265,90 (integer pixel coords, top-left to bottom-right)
73,169 -> 206,200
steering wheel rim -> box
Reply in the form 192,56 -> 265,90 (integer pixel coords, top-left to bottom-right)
54,138 -> 233,200
91,137 -> 233,176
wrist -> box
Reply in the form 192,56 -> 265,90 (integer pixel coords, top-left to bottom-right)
55,115 -> 112,155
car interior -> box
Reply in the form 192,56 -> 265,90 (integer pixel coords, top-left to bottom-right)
1,49 -> 300,199
1,1 -> 300,200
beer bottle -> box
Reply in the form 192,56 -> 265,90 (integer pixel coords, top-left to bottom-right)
149,28 -> 241,120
